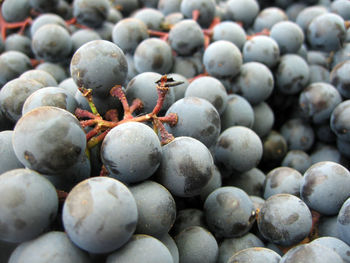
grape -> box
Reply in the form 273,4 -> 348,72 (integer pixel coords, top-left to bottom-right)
171,51 -> 204,78
62,177 -> 138,253
165,97 -> 221,148
281,150 -> 312,174
227,247 -> 282,263
280,118 -> 315,151
134,38 -> 173,74
8,231 -> 90,263
158,233 -> 180,263
218,233 -> 265,263
106,235 -> 173,263
180,0 -> 216,27
32,24 -> 73,63
112,18 -> 149,54
215,126 -> 263,173
331,60 -> 350,98
311,236 -> 350,263
309,64 -> 330,84
156,136 -> 214,197
73,0 -> 110,28
0,78 -> 44,123
331,43 -> 350,68
310,143 -> 343,164
226,0 -> 260,28
107,8 -> 123,24
200,165 -> 222,202
231,62 -> 274,105
0,169 -> 58,243
252,102 -> 275,138
270,21 -> 304,54
129,180 -> 176,237
125,72 -> 175,114
242,36 -> 280,69
204,186 -> 256,238
70,40 -> 128,98
295,5 -> 328,33
1,0 -> 31,22
330,100 -> 350,141
36,62 -> 68,83
280,243 -> 344,263
226,168 -> 266,197
101,122 -> 162,184
158,0 -> 182,15
4,34 -> 33,57
286,3 -> 307,22
132,7 -> 165,31
166,73 -> 189,101
168,19 -> 204,56
203,40 -> 242,79
0,51 -> 32,88
22,87 -> 78,115
171,208 -> 206,236
300,161 -> 350,215
95,21 -> 114,41
20,69 -> 58,87
264,167 -> 302,199
261,130 -> 288,165
257,194 -> 312,246
175,226 -> 218,263
315,122 -> 337,143
276,54 -> 310,95
13,106 -> 86,175
253,7 -> 288,32
164,12 -> 184,25
0,130 -> 24,174
71,29 -> 102,52
212,21 -> 247,50
307,13 -> 346,52
30,13 -> 69,37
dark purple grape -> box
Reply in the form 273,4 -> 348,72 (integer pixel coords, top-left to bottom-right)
307,13 -> 346,52
264,167 -> 302,199
218,232 -> 264,263
8,231 -> 90,263
310,143 -> 343,164
330,100 -> 350,141
22,87 -> 78,115
261,130 -> 288,166
253,7 -> 288,32
0,78 -> 44,123
280,243 -> 343,263
231,61 -> 274,105
30,0 -> 59,12
215,126 -> 263,173
227,247 -> 281,263
130,180 -> 176,238
132,7 -> 165,31
0,169 -> 58,243
62,177 -> 138,254
168,19 -> 204,56
101,122 -> 162,184
0,130 -> 24,174
70,40 -> 128,98
212,21 -> 247,50
281,150 -> 312,174
300,161 -> 350,215
0,51 -> 32,88
13,106 -> 86,174
171,208 -> 206,236
20,69 -> 58,87
106,234 -> 173,263
270,21 -> 304,54
276,54 -> 310,95
1,0 -> 31,22
226,0 -> 260,28
171,51 -> 204,78
111,0 -> 140,16
73,0 -> 110,28
134,38 -> 173,74
318,215 -> 339,238
257,194 -> 312,246
112,18 -> 149,54
204,186 -> 256,238
200,165 -> 222,202
180,0 -> 216,27
156,136 -> 214,197
165,97 -> 221,148
309,64 -> 330,84
175,226 -> 218,263
203,40 -> 242,79
243,36 -> 280,69
220,94 -> 254,131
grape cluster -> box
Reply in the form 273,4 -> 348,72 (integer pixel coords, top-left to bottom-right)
2,0 -> 350,262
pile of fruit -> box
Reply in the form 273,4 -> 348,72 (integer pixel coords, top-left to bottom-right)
1,0 -> 350,262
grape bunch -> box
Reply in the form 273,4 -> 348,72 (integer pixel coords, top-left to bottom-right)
2,0 -> 350,262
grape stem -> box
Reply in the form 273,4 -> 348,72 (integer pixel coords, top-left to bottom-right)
0,7 -> 32,40
75,75 -> 184,147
